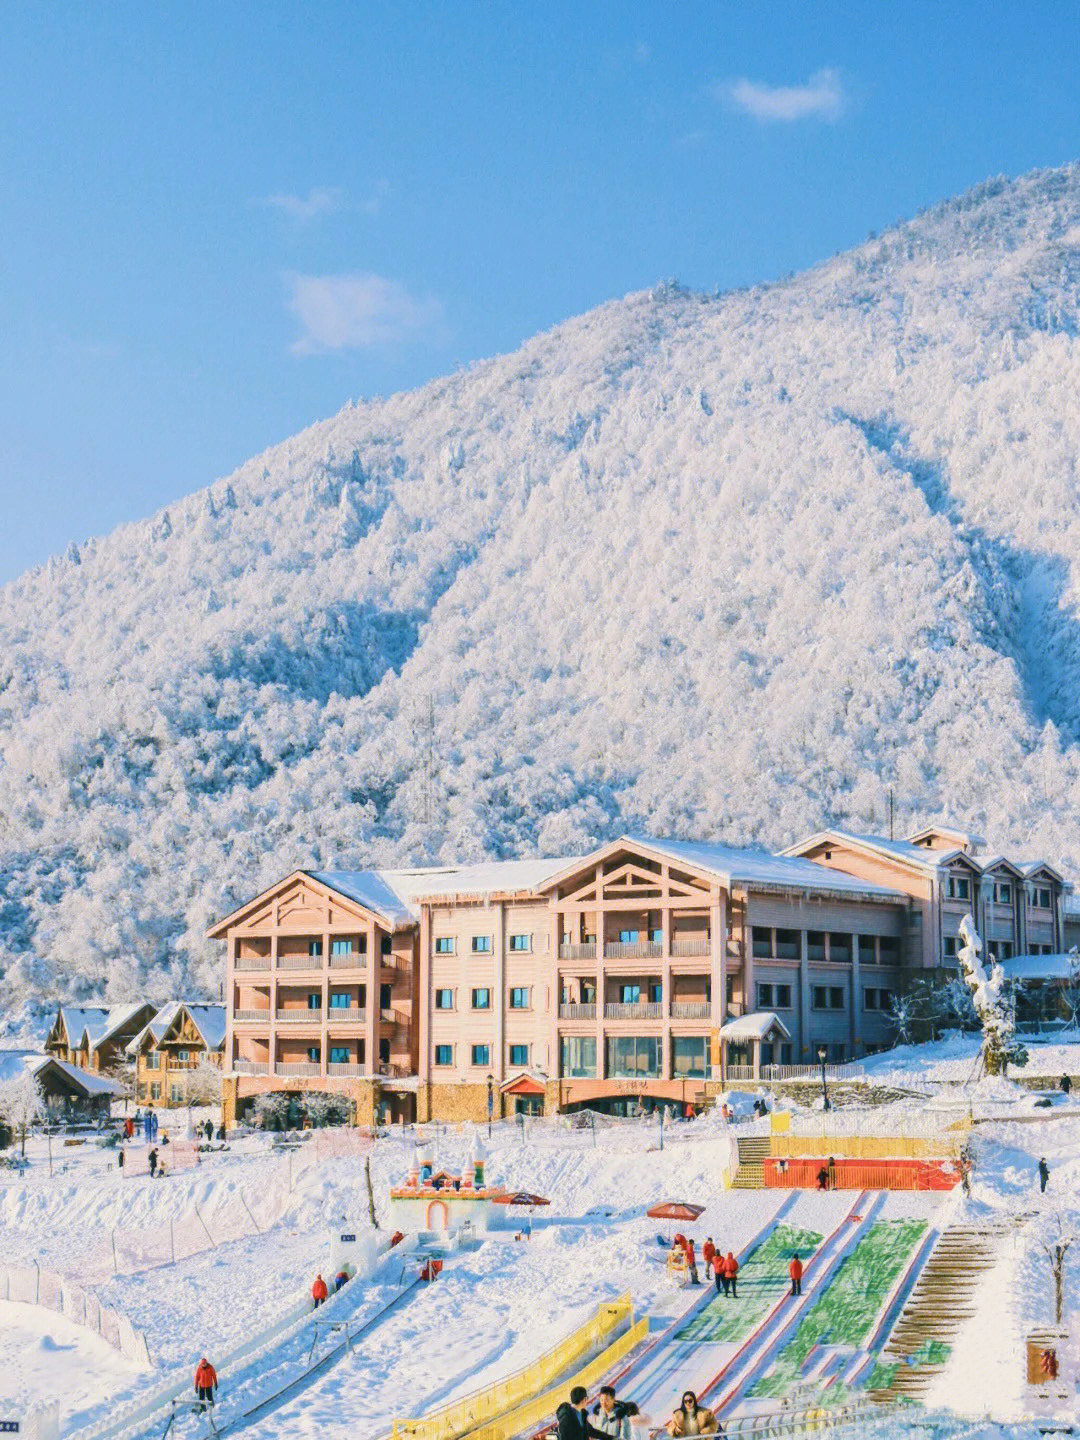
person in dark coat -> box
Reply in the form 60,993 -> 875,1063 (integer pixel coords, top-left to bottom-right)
117,1147 -> 125,1171
204,1118 -> 214,1142
148,1147 -> 159,1178
1038,1157 -> 1050,1193
817,1165 -> 829,1191
1061,1074 -> 1072,1095
557,1386 -> 608,1440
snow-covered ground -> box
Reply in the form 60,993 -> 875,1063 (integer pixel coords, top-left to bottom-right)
3,1061 -> 1080,1437
0,1297 -> 146,1425
859,1030 -> 1080,1084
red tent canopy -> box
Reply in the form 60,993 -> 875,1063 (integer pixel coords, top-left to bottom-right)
646,1201 -> 705,1221
492,1191 -> 551,1206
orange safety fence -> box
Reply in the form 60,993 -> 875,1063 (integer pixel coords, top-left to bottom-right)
764,1156 -> 963,1191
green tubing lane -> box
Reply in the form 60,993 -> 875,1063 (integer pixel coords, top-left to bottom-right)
747,1218 -> 927,1399
676,1225 -> 824,1343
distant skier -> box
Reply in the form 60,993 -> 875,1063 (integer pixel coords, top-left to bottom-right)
312,1273 -> 328,1307
789,1253 -> 803,1296
1038,1157 -> 1050,1193
194,1357 -> 218,1409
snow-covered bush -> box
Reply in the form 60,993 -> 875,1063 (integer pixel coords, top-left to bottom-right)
0,1067 -> 44,1155
956,914 -> 1028,1076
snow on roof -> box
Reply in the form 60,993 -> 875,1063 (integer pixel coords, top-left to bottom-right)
718,1011 -> 792,1041
45,1057 -> 125,1096
308,869 -> 421,927
613,835 -> 907,900
57,1006 -> 112,1046
0,1050 -> 42,1083
127,1002 -> 226,1055
399,856 -> 578,904
785,828 -> 981,873
1000,953 -> 1079,982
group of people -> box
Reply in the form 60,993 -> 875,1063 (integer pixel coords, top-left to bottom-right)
557,1383 -> 721,1439
701,1238 -> 740,1296
311,1269 -> 351,1306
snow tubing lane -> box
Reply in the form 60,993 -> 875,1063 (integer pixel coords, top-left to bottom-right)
215,1277 -> 423,1437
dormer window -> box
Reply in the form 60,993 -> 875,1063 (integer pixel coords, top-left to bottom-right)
994,882 -> 1012,904
946,874 -> 970,901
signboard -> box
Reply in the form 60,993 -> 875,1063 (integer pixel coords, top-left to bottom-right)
0,1422 -> 21,1434
340,1233 -> 356,1244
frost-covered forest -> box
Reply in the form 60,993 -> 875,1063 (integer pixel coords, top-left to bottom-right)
4,164 -> 1080,1004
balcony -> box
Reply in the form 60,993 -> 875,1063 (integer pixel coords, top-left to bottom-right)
670,1001 -> 712,1020
671,937 -> 710,958
604,1002 -> 664,1020
329,950 -> 368,968
235,956 -> 271,972
327,1009 -> 367,1025
233,1009 -> 270,1023
604,941 -> 662,960
232,1060 -> 269,1075
274,1061 -> 321,1077
559,943 -> 597,961
276,1008 -> 323,1022
278,954 -> 323,971
326,1062 -> 365,1077
559,1003 -> 597,1021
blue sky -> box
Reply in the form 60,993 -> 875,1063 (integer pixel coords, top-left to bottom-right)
2,1 -> 1080,583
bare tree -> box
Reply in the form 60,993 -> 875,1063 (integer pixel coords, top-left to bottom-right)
1036,1209 -> 1075,1326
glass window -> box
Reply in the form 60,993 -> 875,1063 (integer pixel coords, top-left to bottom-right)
757,983 -> 774,1008
381,935 -> 393,955
829,986 -> 844,1009
864,988 -> 879,1011
307,993 -> 320,1009
775,984 -> 792,1008
672,1036 -> 710,1079
434,937 -> 454,954
619,984 -> 641,1004
751,926 -> 772,958
307,1046 -> 320,1063
331,938 -> 353,956
1037,887 -> 1052,908
150,1082 -> 161,1100
606,1035 -> 661,1078
330,992 -> 351,1009
560,1035 -> 597,1078
380,983 -> 392,1011
943,937 -> 958,959
379,1038 -> 391,1064
434,988 -> 454,1010
471,988 -> 491,1010
649,928 -> 663,944
947,875 -> 971,901
858,935 -> 878,963
434,1044 -> 453,1066
308,939 -> 323,957
145,1052 -> 160,1069
509,1043 -> 529,1067
828,933 -> 852,963
509,934 -> 530,951
472,935 -> 492,953
649,980 -> 663,1003
807,930 -> 826,962
509,987 -> 530,1009
995,882 -> 1012,904
619,929 -> 640,944
169,1084 -> 183,1103
176,1048 -> 189,1062
812,986 -> 827,1010
471,1044 -> 491,1067
775,928 -> 799,960
329,1046 -> 350,1064
878,934 -> 899,963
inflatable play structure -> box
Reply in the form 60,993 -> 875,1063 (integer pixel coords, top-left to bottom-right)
389,1133 -> 500,1234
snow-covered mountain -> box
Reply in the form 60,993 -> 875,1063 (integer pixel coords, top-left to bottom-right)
5,164 -> 1080,1004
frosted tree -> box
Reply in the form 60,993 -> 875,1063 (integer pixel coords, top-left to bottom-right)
185,1054 -> 223,1106
956,913 -> 1028,1076
0,1067 -> 45,1157
1035,1208 -> 1075,1326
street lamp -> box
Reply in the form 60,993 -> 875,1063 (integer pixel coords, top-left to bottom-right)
486,1072 -> 494,1138
817,1047 -> 831,1112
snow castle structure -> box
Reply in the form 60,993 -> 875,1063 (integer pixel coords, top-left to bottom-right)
389,1133 -> 499,1233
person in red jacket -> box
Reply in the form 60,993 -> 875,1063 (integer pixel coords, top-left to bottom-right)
702,1237 -> 716,1280
312,1273 -> 329,1307
194,1357 -> 218,1409
685,1238 -> 701,1285
789,1253 -> 803,1296
723,1252 -> 739,1298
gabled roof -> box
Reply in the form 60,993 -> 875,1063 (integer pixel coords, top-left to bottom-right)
126,1002 -> 226,1056
500,1069 -> 548,1096
784,829 -> 964,875
718,1011 -> 792,1042
905,823 -> 982,852
969,854 -> 1024,878
55,1003 -> 149,1052
1017,860 -> 1065,883
0,1050 -> 124,1096
541,834 -> 907,902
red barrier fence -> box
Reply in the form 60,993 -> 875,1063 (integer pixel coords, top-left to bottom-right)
764,1156 -> 962,1191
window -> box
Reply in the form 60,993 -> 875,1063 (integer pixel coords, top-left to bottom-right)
379,1038 -> 391,1064
947,874 -> 970,901
381,934 -> 392,955
434,1044 -> 453,1066
471,1044 -> 491,1067
619,983 -> 641,1004
828,933 -> 852,963
812,986 -> 844,1011
648,980 -> 663,1003
169,1084 -> 183,1103
330,992 -> 352,1009
509,987 -> 531,1009
864,988 -> 893,1011
307,993 -> 320,1010
308,939 -> 323,957
775,928 -> 799,960
858,935 -> 878,963
779,1043 -> 793,1065
807,930 -> 826,962
726,976 -> 734,1004
649,928 -> 663,944
987,942 -> 1015,962
994,882 -> 1013,904
1033,887 -> 1053,909
380,983 -> 392,1011
330,1046 -> 350,1064
471,988 -> 491,1010
434,937 -> 455,954
150,1082 -> 161,1100
307,1046 -> 320,1063
672,1036 -> 710,1079
619,929 -> 640,944
509,933 -> 531,952
509,1043 -> 529,1067
606,1035 -> 661,1078
878,935 -> 899,964
331,938 -> 353,956
751,926 -> 772,958
176,1048 -> 189,1063
944,937 -> 958,959
472,935 -> 492,953
757,982 -> 791,1009
560,1035 -> 597,1078
830,986 -> 844,1009
145,1052 -> 160,1070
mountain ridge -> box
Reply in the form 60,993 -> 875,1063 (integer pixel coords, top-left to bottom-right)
3,162 -> 1080,1002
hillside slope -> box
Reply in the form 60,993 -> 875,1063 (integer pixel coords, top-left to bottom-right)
4,164 -> 1080,1001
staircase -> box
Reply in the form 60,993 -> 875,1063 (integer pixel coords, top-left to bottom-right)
868,1219 -> 1014,1402
732,1135 -> 771,1189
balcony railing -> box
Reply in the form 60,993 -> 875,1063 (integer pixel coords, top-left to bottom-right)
327,1009 -> 367,1024
274,1062 -> 322,1076
232,1060 -> 269,1075
559,1003 -> 597,1021
326,1062 -> 365,1077
604,1002 -> 664,1020
671,937 -> 710,958
235,957 -> 271,971
378,1062 -> 413,1079
329,951 -> 367,967
559,943 -> 597,961
233,1009 -> 270,1022
670,1001 -> 712,1019
604,941 -> 663,960
277,954 -> 323,970
276,1008 -> 322,1022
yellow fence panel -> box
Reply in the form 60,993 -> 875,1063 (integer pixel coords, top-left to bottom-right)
772,1133 -> 963,1160
394,1295 -> 635,1440
464,1316 -> 651,1440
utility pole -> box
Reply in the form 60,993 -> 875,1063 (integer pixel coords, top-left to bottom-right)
888,787 -> 895,841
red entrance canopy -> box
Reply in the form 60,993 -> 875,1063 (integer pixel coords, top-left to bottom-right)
646,1201 -> 705,1221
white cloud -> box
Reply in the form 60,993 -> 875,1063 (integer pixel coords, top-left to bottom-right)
287,272 -> 444,354
258,187 -> 344,222
723,68 -> 845,123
